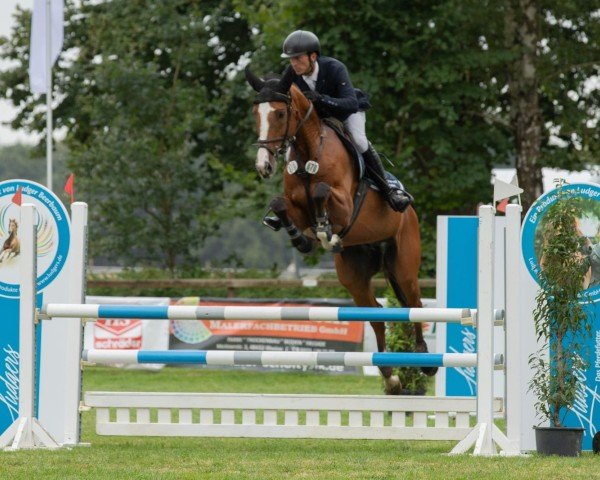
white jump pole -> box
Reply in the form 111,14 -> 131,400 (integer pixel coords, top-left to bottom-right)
0,203 -> 60,450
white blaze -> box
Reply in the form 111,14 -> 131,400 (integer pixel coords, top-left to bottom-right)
256,103 -> 274,170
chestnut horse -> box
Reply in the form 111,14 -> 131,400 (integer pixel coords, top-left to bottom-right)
245,67 -> 436,393
0,218 -> 20,263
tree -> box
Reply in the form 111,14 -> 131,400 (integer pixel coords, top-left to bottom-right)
242,0 -> 513,273
503,0 -> 600,209
241,0 -> 599,269
0,0 -> 261,273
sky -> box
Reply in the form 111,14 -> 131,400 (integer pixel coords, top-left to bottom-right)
0,0 -> 35,145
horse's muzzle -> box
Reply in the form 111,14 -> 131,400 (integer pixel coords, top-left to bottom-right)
256,159 -> 274,179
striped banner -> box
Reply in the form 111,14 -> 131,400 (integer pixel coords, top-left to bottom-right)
82,349 -> 477,368
44,304 -> 474,323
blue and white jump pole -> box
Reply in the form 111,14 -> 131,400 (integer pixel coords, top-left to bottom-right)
81,349 -> 478,368
43,304 -> 474,323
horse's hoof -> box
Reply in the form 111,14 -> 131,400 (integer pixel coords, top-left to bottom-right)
383,375 -> 402,395
421,366 -> 438,377
415,342 -> 438,376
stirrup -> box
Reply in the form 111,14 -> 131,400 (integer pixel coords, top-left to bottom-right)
262,215 -> 282,231
388,190 -> 413,213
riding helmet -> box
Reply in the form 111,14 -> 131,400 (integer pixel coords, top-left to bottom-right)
281,30 -> 321,58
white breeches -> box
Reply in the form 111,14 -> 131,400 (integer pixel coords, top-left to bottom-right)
344,111 -> 369,153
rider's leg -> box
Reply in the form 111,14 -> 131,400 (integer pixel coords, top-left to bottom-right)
362,145 -> 412,212
344,112 -> 413,213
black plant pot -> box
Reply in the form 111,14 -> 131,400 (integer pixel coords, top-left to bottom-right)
534,426 -> 584,456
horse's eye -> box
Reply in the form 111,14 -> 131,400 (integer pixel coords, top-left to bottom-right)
277,111 -> 286,120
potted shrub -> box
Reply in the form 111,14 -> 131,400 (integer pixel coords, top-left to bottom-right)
528,182 -> 593,456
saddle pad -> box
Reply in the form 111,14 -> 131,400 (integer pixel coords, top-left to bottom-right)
367,171 -> 405,192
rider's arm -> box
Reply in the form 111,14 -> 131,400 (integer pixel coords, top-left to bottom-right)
318,64 -> 358,117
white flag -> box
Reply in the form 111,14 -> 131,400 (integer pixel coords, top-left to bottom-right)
493,178 -> 524,203
29,0 -> 64,94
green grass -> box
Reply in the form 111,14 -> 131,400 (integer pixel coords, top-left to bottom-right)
1,367 -> 598,480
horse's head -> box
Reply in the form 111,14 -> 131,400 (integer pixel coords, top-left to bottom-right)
8,219 -> 17,233
245,66 -> 295,179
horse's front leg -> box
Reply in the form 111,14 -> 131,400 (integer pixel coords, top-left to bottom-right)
269,196 -> 314,254
312,182 -> 342,252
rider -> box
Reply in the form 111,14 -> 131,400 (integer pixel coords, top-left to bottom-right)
280,30 -> 412,212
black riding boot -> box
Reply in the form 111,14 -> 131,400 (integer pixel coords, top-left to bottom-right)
362,145 -> 413,212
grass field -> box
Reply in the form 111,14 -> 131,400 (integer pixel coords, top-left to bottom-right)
1,366 -> 598,480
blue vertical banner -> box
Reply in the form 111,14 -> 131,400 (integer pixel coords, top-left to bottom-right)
522,182 -> 600,450
0,299 -> 20,426
445,217 -> 479,396
0,180 -> 70,437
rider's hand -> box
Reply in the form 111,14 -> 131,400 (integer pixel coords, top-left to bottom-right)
303,90 -> 322,103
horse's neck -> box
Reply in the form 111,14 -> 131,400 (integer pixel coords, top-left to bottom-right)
294,113 -> 321,161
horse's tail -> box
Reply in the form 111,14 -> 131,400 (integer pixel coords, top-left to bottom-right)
381,240 -> 407,306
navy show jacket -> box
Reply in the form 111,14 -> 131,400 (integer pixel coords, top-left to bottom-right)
290,56 -> 370,122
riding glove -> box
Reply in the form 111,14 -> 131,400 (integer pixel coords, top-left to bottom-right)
303,90 -> 322,103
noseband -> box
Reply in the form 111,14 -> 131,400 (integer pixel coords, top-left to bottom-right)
253,92 -> 314,162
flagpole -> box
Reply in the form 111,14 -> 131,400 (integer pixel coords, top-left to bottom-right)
45,0 -> 53,192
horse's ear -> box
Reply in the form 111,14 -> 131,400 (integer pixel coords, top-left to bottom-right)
244,66 -> 265,92
277,65 -> 294,94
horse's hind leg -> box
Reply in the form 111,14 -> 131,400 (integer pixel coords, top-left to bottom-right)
269,197 -> 314,254
334,245 -> 401,395
383,214 -> 438,377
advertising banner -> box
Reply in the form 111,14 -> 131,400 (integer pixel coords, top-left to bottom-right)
83,296 -> 170,370
521,182 -> 600,450
0,179 -> 74,443
169,297 -> 364,373
435,216 -> 506,398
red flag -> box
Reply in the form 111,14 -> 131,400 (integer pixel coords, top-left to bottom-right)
497,198 -> 509,213
11,187 -> 22,206
64,173 -> 74,203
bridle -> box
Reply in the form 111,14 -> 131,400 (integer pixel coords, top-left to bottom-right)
253,92 -> 314,162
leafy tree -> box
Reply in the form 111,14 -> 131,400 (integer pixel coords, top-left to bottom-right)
240,0 -> 599,271
2,0 -> 597,275
502,0 -> 600,209
241,0 -> 512,274
0,0 -> 262,273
